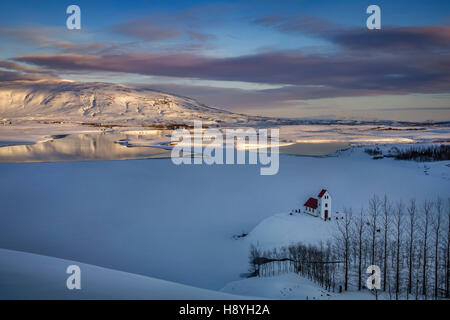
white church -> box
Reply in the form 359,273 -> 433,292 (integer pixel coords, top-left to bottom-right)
302,189 -> 332,220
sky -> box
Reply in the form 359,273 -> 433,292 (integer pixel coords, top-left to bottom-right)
0,0 -> 449,121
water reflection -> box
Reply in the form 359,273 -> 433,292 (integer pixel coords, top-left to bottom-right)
0,133 -> 172,162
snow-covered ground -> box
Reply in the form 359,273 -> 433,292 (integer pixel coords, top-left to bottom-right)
278,124 -> 450,145
0,144 -> 448,298
0,248 -> 249,299
221,273 -> 375,300
245,212 -> 337,248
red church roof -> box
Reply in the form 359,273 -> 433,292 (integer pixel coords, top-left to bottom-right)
318,189 -> 327,198
304,197 -> 318,209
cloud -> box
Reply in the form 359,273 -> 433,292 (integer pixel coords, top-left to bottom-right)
0,61 -> 54,74
0,27 -> 56,45
187,31 -> 216,42
0,60 -> 59,82
253,14 -> 337,36
0,26 -> 137,56
110,18 -> 181,41
107,18 -> 216,51
12,49 -> 450,96
329,26 -> 450,52
52,40 -> 137,55
253,14 -> 450,52
142,83 -> 393,110
5,15 -> 450,101
0,70 -> 55,82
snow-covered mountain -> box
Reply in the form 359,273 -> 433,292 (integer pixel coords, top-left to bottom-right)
0,80 -> 262,126
1,80 -> 448,128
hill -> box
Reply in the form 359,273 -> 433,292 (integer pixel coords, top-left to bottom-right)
0,248 -> 251,299
0,80 -> 262,126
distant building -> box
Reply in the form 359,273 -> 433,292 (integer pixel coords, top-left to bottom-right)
303,189 -> 331,220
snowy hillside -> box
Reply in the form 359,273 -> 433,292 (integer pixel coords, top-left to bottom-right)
245,212 -> 337,249
0,248 -> 250,299
0,80 -> 257,126
221,273 -> 374,300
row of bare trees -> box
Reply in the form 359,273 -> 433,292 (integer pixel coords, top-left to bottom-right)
249,195 -> 450,299
249,241 -> 342,292
345,196 -> 450,299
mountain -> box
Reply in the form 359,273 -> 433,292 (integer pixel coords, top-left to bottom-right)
1,80 -> 448,128
0,80 -> 263,126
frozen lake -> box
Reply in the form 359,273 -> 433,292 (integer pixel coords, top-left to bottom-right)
0,131 -> 350,162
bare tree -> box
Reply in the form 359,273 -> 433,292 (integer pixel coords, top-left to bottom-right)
336,208 -> 353,291
368,195 -> 381,266
422,200 -> 432,298
249,244 -> 261,277
382,195 -> 391,291
394,201 -> 403,299
354,208 -> 365,290
415,244 -> 422,300
407,199 -> 416,298
433,197 -> 442,299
